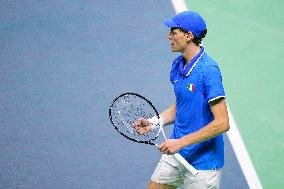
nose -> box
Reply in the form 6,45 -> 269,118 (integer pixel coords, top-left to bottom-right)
168,32 -> 172,40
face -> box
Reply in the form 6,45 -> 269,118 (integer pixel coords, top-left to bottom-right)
168,28 -> 192,52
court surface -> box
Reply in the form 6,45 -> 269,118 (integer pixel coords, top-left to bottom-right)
184,1 -> 284,188
1,0 -> 283,188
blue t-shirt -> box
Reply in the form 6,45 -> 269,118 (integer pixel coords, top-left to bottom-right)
170,47 -> 225,170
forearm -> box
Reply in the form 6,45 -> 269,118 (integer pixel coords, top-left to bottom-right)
179,118 -> 229,147
160,103 -> 176,126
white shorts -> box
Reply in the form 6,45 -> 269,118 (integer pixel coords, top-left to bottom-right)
151,154 -> 222,189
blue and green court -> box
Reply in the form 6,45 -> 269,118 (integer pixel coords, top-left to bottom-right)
1,0 -> 283,188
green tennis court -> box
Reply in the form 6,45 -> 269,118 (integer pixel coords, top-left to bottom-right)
184,0 -> 284,188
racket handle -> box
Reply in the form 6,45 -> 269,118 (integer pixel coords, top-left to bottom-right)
173,153 -> 198,175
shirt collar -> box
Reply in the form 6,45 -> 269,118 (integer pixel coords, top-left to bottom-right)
179,46 -> 205,77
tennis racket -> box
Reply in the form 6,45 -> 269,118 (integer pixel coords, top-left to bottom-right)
109,92 -> 198,175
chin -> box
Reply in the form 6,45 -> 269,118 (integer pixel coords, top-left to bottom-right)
171,46 -> 180,52
171,49 -> 179,52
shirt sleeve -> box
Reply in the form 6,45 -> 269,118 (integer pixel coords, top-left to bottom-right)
202,65 -> 225,103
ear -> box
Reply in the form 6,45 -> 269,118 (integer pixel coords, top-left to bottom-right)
186,32 -> 194,42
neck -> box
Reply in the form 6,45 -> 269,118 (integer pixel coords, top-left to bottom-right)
182,44 -> 201,65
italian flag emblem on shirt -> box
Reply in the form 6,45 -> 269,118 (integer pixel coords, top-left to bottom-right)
187,83 -> 195,92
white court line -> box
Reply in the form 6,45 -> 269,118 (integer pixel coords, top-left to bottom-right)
227,107 -> 263,189
170,0 -> 263,188
170,0 -> 187,13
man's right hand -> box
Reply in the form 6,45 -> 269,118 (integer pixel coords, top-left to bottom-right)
132,118 -> 151,135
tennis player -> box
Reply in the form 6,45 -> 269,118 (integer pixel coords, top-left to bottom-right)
136,11 -> 230,189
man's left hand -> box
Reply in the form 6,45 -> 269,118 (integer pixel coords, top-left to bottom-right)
158,139 -> 184,155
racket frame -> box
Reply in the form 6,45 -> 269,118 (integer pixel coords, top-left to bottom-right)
109,92 -> 198,175
109,92 -> 161,145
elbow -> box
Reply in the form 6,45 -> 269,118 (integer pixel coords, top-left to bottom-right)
217,118 -> 230,133
222,118 -> 230,132
223,121 -> 230,132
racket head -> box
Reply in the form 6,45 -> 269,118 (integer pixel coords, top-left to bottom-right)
109,92 -> 161,145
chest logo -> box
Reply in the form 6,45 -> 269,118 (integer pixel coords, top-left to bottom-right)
187,83 -> 195,92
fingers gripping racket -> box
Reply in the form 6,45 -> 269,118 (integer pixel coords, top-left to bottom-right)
109,92 -> 198,175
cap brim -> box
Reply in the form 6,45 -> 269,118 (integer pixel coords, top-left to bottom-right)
163,19 -> 179,28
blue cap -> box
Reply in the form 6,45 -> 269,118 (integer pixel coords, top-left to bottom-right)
163,11 -> 206,38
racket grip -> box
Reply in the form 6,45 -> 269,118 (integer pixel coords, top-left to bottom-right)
173,153 -> 198,175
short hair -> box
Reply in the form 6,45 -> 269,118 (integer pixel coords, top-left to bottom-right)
192,29 -> 207,45
172,27 -> 207,46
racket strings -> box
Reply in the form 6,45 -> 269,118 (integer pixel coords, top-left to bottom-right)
113,109 -> 155,138
110,94 -> 159,142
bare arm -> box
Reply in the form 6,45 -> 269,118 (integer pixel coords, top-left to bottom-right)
160,103 -> 176,126
179,98 -> 230,147
159,98 -> 230,154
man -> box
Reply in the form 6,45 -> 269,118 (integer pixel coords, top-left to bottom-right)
135,11 -> 230,189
